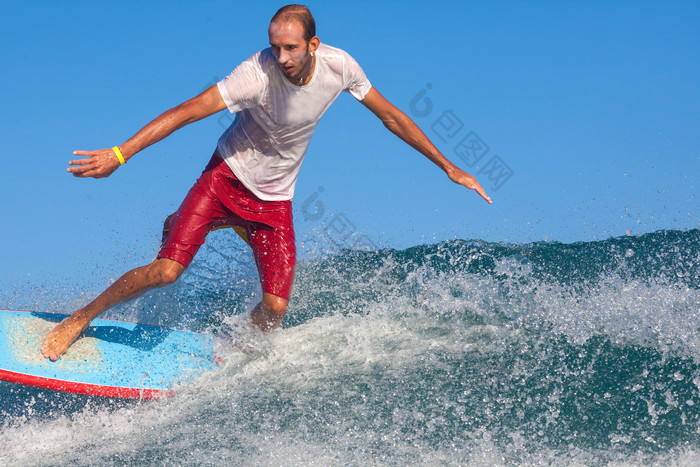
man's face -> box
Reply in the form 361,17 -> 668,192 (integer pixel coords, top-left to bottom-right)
269,20 -> 313,83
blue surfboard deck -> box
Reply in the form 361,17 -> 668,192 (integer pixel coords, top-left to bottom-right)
0,309 -> 219,399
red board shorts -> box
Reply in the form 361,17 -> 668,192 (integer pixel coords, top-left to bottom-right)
158,152 -> 296,299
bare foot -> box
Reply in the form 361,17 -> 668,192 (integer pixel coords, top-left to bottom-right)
41,314 -> 90,361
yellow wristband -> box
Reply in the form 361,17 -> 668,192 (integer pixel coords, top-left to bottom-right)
112,146 -> 126,165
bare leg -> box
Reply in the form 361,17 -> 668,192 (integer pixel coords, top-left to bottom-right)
161,213 -> 176,246
250,293 -> 289,332
41,258 -> 186,361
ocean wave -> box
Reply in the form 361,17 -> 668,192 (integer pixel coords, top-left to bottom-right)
1,229 -> 698,465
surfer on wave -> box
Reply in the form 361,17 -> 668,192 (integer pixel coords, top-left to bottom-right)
41,4 -> 492,361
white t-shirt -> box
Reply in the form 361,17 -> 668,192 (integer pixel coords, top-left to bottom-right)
216,43 -> 372,201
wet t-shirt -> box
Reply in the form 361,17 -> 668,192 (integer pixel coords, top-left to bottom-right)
216,43 -> 372,201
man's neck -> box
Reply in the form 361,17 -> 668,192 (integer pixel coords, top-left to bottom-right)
289,54 -> 315,87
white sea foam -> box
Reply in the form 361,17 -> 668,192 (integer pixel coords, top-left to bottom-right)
1,231 -> 698,465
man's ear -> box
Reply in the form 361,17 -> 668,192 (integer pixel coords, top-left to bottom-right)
309,36 -> 320,54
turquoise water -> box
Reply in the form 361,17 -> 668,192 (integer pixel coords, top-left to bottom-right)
1,229 -> 699,465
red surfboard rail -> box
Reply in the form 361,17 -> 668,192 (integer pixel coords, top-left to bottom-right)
0,368 -> 172,400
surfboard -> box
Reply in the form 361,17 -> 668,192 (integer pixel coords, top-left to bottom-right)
0,309 -> 220,400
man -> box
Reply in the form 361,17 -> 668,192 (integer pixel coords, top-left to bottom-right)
41,5 -> 492,361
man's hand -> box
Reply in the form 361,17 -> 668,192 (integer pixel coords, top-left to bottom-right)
68,148 -> 123,179
446,166 -> 493,204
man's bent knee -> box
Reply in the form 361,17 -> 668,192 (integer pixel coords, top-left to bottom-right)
262,293 -> 288,316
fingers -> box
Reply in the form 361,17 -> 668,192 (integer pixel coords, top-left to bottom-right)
449,169 -> 493,204
73,169 -> 104,178
472,182 -> 493,204
67,160 -> 98,177
67,149 -> 119,178
68,151 -> 93,167
68,166 -> 113,178
67,150 -> 95,174
67,158 -> 93,173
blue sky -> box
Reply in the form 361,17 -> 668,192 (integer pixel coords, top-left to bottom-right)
0,0 -> 697,293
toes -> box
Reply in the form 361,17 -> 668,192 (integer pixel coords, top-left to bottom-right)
41,338 -> 64,361
41,333 -> 59,359
41,340 -> 51,358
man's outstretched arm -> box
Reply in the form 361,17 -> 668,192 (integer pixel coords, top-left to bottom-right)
68,85 -> 227,179
360,87 -> 492,204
